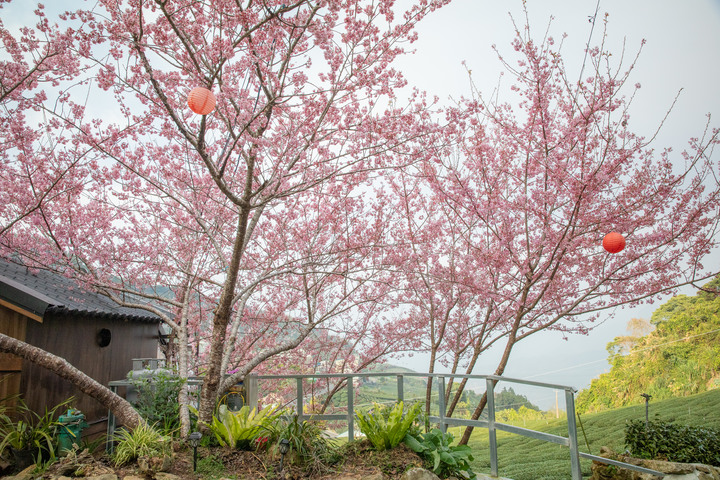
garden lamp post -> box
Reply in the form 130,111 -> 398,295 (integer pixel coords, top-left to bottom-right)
188,431 -> 202,472
278,438 -> 290,472
640,393 -> 652,429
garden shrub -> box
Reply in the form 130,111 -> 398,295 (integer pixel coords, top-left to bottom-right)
113,423 -> 172,466
625,419 -> 720,466
273,415 -> 340,474
0,396 -> 74,466
127,369 -> 185,434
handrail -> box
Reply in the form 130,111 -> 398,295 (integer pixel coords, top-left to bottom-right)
107,369 -> 664,479
244,372 -> 663,479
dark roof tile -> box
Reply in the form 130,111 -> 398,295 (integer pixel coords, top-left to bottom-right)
0,259 -> 160,323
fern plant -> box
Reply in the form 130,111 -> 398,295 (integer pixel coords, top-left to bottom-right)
210,405 -> 280,450
355,401 -> 422,451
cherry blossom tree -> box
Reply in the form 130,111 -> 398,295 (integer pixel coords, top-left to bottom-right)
0,3 -> 97,242
386,170 -> 483,416
413,18 -> 720,444
4,0 -> 718,446
0,3 -> 146,428
0,0 -> 450,433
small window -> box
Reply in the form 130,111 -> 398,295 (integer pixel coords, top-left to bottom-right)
97,328 -> 112,347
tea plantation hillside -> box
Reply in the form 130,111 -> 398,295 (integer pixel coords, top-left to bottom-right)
462,388 -> 720,480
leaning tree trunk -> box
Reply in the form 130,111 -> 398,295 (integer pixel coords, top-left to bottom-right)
0,333 -> 143,429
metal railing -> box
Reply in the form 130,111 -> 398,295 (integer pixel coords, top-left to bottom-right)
107,369 -> 664,479
245,372 -> 664,479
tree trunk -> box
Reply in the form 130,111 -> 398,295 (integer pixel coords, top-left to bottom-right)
177,323 -> 191,437
458,336 -> 517,445
446,339 -> 487,418
319,379 -> 347,414
0,333 -> 143,429
446,309 -> 495,418
197,207 -> 252,430
446,377 -> 469,418
424,341 -> 442,423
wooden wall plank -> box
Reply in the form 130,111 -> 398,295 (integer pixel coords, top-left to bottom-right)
0,298 -> 42,323
0,304 -> 26,403
22,315 -> 159,422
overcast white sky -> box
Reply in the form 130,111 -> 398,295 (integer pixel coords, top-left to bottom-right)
392,0 -> 720,407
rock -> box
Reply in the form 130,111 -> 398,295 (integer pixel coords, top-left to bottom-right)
153,473 -> 181,480
361,474 -> 385,480
663,474 -> 706,480
137,455 -> 172,474
590,447 -> 720,480
699,471 -> 720,480
4,465 -> 36,480
83,465 -> 117,477
400,467 -> 441,480
644,458 -> 694,475
122,476 -> 146,480
85,474 -> 118,480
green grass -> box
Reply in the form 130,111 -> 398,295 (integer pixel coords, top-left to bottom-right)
196,454 -> 230,479
459,389 -> 720,480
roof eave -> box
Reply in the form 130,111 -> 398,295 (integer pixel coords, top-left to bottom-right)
0,274 -> 59,321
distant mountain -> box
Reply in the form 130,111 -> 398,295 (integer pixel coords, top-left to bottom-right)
361,364 -> 419,374
352,364 -> 539,417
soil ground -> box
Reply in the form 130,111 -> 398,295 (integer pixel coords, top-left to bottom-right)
19,440 -> 426,480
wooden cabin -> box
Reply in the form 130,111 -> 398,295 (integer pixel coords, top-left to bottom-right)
0,258 -> 160,435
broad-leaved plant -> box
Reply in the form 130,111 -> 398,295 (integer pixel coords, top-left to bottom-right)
404,428 -> 477,479
355,401 -> 422,451
210,405 -> 279,450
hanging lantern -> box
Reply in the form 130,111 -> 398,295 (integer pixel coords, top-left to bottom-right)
603,232 -> 626,254
187,87 -> 216,115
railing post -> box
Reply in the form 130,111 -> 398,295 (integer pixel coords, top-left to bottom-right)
486,378 -> 498,477
106,384 -> 118,453
565,388 -> 582,480
438,376 -> 447,433
296,378 -> 304,423
348,376 -> 354,441
247,374 -> 258,410
397,375 -> 404,402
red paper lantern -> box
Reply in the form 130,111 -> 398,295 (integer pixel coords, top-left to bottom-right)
187,87 -> 216,115
603,232 -> 626,254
